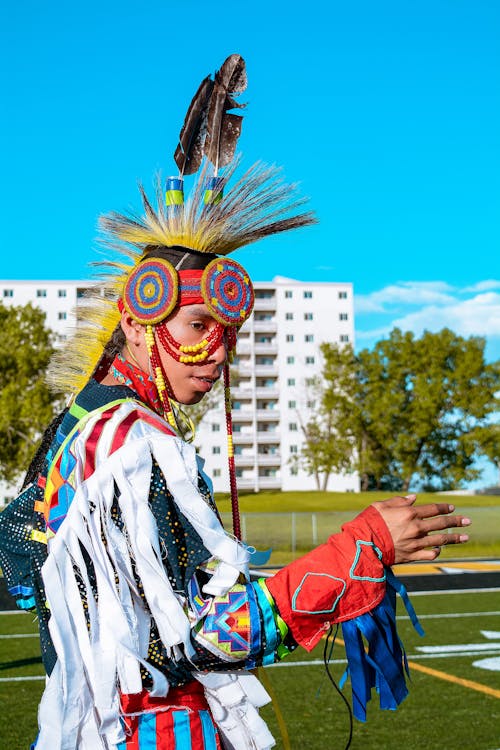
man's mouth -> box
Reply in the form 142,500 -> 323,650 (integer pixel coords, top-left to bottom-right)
192,375 -> 219,391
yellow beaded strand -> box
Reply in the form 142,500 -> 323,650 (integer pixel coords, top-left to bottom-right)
178,339 -> 209,353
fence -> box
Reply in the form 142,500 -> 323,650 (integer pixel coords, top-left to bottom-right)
219,507 -> 499,566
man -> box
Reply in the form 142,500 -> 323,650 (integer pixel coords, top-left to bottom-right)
0,55 -> 470,749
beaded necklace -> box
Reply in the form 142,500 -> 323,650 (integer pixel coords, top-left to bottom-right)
110,353 -> 162,414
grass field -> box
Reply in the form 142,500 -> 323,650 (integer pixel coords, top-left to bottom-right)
1,588 -> 499,749
215,490 -> 500,513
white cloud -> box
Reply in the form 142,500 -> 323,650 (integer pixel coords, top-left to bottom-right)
463,280 -> 500,293
356,283 -> 500,348
355,281 -> 456,313
390,292 -> 500,338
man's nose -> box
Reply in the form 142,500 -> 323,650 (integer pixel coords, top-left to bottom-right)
209,341 -> 228,367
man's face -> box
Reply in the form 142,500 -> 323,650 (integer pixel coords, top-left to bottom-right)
157,303 -> 227,405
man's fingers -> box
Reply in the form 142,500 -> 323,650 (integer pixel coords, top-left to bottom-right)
415,531 -> 470,550
413,502 -> 457,519
420,514 -> 471,534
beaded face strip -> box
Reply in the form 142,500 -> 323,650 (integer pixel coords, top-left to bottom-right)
156,320 -> 226,364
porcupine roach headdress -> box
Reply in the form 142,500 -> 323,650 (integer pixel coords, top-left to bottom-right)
48,54 -> 316,538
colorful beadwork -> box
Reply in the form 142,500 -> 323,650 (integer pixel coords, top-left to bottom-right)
193,584 -> 257,661
123,258 -> 178,325
201,258 -> 254,326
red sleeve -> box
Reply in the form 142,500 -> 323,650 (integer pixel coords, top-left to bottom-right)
266,505 -> 395,651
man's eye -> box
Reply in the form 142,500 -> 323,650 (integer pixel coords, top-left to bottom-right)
191,322 -> 204,331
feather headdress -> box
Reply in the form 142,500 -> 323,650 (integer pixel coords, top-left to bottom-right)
47,55 -> 316,395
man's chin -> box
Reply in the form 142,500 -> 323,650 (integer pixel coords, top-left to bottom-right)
178,391 -> 206,406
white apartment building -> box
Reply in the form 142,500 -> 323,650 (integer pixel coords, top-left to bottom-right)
0,276 -> 358,498
0,280 -> 94,341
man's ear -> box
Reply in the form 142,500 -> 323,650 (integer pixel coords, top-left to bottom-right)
120,310 -> 145,346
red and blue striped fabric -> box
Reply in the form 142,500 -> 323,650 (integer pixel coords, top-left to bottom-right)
117,684 -> 221,750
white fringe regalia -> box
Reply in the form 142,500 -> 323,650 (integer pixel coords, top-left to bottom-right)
37,402 -> 275,750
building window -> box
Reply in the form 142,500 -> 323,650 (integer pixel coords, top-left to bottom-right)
340,335 -> 350,343
285,290 -> 293,299
286,334 -> 294,343
305,334 -> 314,342
287,356 -> 295,365
212,423 -> 220,432
58,289 -> 67,297
303,291 -> 313,299
338,291 -> 348,299
285,312 -> 294,320
58,312 -> 67,320
212,446 -> 221,455
3,289 -> 13,298
288,400 -> 296,408
36,289 -> 47,298
290,445 -> 298,454
233,424 -> 242,432
305,356 -> 315,364
289,423 -> 298,431
339,313 -> 349,321
307,400 -> 316,408
305,377 -> 315,386
213,469 -> 221,477
304,312 -> 313,320
287,378 -> 295,386
290,466 -> 298,476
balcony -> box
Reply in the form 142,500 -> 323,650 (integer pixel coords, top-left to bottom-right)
256,478 -> 282,490
255,410 -> 280,421
233,431 -> 255,443
232,410 -> 254,421
253,298 -> 276,311
234,455 -> 256,468
254,343 -> 278,355
254,387 -> 279,399
235,342 -> 252,355
254,365 -> 279,377
253,321 -> 277,333
231,386 -> 255,400
257,455 -> 281,466
256,431 -> 280,442
235,478 -> 258,491
236,362 -> 254,375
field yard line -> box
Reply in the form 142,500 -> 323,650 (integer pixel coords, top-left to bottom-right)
0,633 -> 38,639
2,648 -> 500,682
268,649 -> 500,668
407,660 -> 500,699
398,610 -> 500,620
410,587 -> 500,596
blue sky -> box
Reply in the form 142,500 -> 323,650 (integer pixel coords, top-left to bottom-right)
1,1 -> 499,483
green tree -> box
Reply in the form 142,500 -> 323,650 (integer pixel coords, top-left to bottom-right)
0,303 -> 58,483
303,328 -> 499,491
293,365 -> 357,491
470,423 -> 500,487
